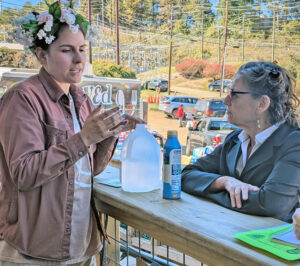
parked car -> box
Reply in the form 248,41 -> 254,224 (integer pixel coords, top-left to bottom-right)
192,98 -> 227,118
209,79 -> 232,92
185,117 -> 239,155
159,95 -> 199,118
148,78 -> 168,92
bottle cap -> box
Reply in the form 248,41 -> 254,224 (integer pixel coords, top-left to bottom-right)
167,130 -> 178,136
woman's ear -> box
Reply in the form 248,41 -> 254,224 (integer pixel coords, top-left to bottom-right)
35,47 -> 47,66
258,95 -> 271,114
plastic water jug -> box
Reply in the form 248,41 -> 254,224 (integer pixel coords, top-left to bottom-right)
121,124 -> 161,192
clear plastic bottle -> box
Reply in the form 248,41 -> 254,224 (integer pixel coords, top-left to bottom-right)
121,124 -> 161,192
163,130 -> 181,199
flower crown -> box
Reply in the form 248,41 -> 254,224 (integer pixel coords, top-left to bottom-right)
11,0 -> 98,54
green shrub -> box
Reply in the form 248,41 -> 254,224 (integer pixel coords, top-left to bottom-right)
0,47 -> 39,68
92,60 -> 136,79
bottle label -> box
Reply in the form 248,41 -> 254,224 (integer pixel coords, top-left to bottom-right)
163,149 -> 181,199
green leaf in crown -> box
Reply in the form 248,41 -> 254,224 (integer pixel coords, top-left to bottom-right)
75,14 -> 88,35
49,2 -> 61,20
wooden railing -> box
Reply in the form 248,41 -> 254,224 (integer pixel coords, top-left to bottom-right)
94,162 -> 298,266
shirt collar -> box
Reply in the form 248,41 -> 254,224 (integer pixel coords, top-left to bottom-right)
38,67 -> 87,104
238,122 -> 283,145
38,67 -> 65,102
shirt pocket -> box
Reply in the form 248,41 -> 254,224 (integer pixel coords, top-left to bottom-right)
42,120 -> 70,148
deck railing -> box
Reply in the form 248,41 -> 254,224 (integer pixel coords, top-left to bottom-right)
94,159 -> 289,266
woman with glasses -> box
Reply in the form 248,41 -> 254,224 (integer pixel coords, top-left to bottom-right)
182,61 -> 300,222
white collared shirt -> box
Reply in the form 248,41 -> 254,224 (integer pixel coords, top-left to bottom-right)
236,122 -> 282,176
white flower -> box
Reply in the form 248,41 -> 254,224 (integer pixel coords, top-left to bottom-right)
60,9 -> 76,25
45,35 -> 55,44
86,25 -> 99,43
37,12 -> 53,24
44,21 -> 53,32
69,24 -> 79,33
61,0 -> 70,7
37,29 -> 46,40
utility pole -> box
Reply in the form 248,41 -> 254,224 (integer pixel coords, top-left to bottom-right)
201,10 -> 204,59
220,0 -> 229,98
115,0 -> 120,65
218,27 -> 221,64
167,6 -> 174,95
102,0 -> 105,29
242,14 -> 245,62
272,8 -> 275,62
88,0 -> 92,64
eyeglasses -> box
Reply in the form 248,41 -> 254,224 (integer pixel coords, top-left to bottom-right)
229,88 -> 253,99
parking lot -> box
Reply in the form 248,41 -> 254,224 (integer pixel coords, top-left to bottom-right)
147,86 -> 224,145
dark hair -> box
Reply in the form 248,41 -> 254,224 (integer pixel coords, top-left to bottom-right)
33,22 -> 85,52
237,61 -> 300,127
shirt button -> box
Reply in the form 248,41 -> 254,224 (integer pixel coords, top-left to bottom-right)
78,151 -> 83,156
69,181 -> 73,185
65,228 -> 70,233
66,204 -> 71,210
66,115 -> 71,119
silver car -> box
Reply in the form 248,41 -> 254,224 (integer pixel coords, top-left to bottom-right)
185,117 -> 239,155
159,95 -> 199,118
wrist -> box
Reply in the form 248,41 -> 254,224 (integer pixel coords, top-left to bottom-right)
80,131 -> 90,147
210,176 -> 227,191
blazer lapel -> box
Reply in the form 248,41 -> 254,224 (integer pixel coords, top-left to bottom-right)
226,140 -> 241,176
241,123 -> 292,176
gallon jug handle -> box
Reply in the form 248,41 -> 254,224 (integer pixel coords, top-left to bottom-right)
152,132 -> 164,147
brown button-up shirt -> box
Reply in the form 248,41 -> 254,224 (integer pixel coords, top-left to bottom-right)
0,67 -> 117,261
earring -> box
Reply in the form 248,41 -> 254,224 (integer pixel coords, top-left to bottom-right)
257,119 -> 261,129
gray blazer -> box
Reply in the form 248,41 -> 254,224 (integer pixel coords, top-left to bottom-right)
182,122 -> 300,222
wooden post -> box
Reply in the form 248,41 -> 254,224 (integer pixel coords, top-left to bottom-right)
272,8 -> 275,62
106,217 -> 120,266
242,15 -> 245,62
102,0 -> 105,29
167,6 -> 173,96
88,0 -> 92,64
220,0 -> 229,98
218,27 -> 221,64
115,0 -> 120,65
201,10 -> 204,59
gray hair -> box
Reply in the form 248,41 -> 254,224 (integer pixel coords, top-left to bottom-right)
237,61 -> 300,127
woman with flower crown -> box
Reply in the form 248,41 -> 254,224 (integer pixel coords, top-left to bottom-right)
0,0 -> 143,265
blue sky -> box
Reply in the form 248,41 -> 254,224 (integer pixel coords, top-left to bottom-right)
2,0 -> 42,10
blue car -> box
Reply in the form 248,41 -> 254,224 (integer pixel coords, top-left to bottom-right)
209,79 -> 232,92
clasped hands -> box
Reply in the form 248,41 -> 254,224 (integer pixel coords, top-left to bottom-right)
211,176 -> 259,208
80,106 -> 145,147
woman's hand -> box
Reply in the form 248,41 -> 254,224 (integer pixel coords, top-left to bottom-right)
211,176 -> 259,208
80,106 -> 125,146
293,209 -> 300,240
119,114 -> 146,132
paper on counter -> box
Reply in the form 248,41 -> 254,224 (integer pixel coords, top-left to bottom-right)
233,224 -> 300,261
